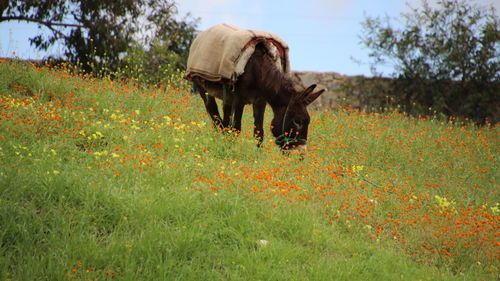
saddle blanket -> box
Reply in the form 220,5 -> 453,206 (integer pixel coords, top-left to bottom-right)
185,24 -> 290,84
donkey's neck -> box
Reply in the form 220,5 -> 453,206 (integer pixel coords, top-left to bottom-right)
255,55 -> 296,109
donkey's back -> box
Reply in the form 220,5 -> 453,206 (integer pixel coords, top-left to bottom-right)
185,23 -> 290,85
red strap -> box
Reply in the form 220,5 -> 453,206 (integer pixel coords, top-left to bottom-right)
243,37 -> 286,58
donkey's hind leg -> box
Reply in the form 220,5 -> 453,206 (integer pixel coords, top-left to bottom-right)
194,83 -> 224,130
203,94 -> 224,130
252,99 -> 266,147
221,94 -> 233,130
221,93 -> 245,134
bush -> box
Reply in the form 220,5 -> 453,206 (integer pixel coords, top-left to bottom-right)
360,0 -> 500,124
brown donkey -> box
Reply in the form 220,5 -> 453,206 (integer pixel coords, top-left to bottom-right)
190,42 -> 324,150
185,24 -> 324,150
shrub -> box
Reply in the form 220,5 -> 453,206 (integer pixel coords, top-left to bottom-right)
360,0 -> 500,124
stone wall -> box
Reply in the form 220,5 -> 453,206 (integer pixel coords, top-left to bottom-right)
293,71 -> 347,108
293,71 -> 499,124
292,71 -> 391,110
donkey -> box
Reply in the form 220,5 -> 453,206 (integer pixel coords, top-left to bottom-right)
192,42 -> 325,150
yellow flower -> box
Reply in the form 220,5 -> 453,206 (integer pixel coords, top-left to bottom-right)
351,165 -> 364,173
490,203 -> 499,215
434,195 -> 455,211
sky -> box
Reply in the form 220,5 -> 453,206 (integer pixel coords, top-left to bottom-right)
1,0 -> 498,76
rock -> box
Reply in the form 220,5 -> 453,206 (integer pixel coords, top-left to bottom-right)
258,239 -> 269,247
292,71 -> 389,110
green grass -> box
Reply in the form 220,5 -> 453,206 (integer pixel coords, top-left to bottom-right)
0,60 -> 498,280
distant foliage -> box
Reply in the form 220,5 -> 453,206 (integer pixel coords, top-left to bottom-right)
360,0 -> 499,124
0,0 -> 198,79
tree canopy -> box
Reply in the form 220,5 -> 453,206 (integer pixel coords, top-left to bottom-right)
360,0 -> 499,124
0,0 -> 198,74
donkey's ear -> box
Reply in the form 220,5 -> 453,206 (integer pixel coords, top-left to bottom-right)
304,87 -> 325,105
294,84 -> 317,102
302,84 -> 317,97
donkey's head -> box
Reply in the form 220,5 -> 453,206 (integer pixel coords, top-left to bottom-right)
271,84 -> 325,151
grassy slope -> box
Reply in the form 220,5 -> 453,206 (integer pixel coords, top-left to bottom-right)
0,60 -> 498,280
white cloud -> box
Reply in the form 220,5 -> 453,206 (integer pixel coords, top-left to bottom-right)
176,0 -> 265,29
309,0 -> 351,17
404,0 -> 500,14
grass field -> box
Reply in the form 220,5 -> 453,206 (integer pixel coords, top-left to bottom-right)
0,59 -> 498,280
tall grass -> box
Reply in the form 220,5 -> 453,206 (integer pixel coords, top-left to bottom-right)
0,59 -> 498,280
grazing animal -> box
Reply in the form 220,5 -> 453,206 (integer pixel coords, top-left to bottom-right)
185,24 -> 324,150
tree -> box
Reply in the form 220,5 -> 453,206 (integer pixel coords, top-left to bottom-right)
121,1 -> 199,83
360,0 -> 499,124
0,0 -> 198,74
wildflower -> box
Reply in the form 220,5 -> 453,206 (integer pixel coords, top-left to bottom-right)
92,131 -> 104,139
490,203 -> 499,215
434,195 -> 455,211
351,165 -> 364,173
94,150 -> 108,157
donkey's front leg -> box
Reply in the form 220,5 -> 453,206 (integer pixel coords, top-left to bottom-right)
252,100 -> 266,147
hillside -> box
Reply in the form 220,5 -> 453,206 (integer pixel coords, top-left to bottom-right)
0,60 -> 498,280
